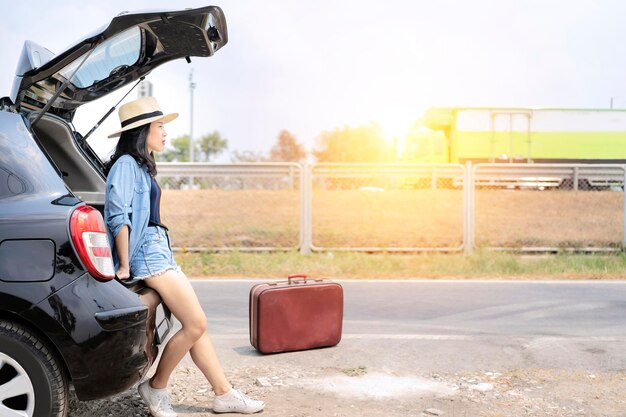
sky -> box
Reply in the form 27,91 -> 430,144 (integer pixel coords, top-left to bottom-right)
2,0 -> 626,162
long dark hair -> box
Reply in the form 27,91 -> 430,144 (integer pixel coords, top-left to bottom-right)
104,123 -> 157,177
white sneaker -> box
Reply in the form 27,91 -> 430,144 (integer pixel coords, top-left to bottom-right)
213,388 -> 265,414
138,379 -> 177,417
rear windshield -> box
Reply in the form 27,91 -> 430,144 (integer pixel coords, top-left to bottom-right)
57,27 -> 141,89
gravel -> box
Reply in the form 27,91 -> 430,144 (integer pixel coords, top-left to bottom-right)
69,365 -> 626,417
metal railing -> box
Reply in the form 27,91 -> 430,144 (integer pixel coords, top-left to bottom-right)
157,162 -> 301,190
473,163 -> 626,191
155,162 -> 626,253
157,163 -> 302,251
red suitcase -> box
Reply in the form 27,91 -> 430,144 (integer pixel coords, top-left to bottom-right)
249,274 -> 343,354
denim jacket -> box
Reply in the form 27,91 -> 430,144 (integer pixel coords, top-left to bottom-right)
104,154 -> 151,269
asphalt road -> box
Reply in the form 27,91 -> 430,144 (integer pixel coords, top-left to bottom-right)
187,279 -> 626,374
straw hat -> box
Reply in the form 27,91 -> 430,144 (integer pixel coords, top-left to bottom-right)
107,96 -> 178,138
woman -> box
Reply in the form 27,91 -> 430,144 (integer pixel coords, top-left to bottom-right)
104,96 -> 264,417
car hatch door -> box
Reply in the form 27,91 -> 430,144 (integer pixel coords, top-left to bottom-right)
11,6 -> 227,121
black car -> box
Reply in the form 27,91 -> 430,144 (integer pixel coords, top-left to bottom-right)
0,6 -> 227,417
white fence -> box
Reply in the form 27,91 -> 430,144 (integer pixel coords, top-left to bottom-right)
156,162 -> 626,254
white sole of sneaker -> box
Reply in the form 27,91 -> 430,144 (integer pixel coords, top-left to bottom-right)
212,404 -> 265,414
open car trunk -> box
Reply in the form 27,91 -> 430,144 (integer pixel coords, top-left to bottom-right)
28,112 -> 106,209
13,5 -> 229,210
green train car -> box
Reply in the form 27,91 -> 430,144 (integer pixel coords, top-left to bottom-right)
408,107 -> 626,164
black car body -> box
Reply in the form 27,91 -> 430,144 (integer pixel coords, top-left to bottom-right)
0,6 -> 227,417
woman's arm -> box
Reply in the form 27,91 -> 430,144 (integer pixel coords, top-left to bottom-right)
114,225 -> 130,279
105,157 -> 136,278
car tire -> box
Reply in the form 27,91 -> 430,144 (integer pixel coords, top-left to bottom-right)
0,320 -> 68,417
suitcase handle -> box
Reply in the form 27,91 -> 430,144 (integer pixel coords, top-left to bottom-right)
288,274 -> 308,284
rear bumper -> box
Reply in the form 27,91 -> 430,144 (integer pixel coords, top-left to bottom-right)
36,274 -> 171,400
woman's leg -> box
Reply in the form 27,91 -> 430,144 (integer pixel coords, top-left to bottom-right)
144,270 -> 231,393
189,333 -> 231,395
144,269 -> 264,414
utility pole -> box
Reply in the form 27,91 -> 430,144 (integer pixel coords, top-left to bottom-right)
189,69 -> 196,162
138,80 -> 152,98
188,69 -> 196,188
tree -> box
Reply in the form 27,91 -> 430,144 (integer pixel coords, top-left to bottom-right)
156,135 -> 190,162
230,150 -> 267,162
313,123 -> 394,162
197,131 -> 228,162
155,131 -> 228,162
269,130 -> 306,162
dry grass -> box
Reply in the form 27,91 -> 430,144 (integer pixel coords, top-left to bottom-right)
161,189 -> 623,249
312,189 -> 463,247
476,190 -> 623,247
161,189 -> 300,248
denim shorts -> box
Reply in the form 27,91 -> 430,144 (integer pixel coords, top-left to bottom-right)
130,225 -> 181,280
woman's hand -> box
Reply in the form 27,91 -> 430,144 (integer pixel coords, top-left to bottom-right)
116,265 -> 130,280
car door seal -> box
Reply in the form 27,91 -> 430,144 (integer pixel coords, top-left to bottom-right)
31,42 -> 99,127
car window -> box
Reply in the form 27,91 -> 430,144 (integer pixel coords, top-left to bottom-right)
0,115 -> 67,199
57,27 -> 141,89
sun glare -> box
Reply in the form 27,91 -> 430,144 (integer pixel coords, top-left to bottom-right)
379,116 -> 408,142
377,111 -> 420,160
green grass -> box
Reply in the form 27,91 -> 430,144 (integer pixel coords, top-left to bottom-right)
173,250 -> 626,279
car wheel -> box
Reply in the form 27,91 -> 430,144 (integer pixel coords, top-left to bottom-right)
0,320 -> 68,417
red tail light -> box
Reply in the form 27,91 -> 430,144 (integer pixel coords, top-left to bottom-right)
70,205 -> 115,281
